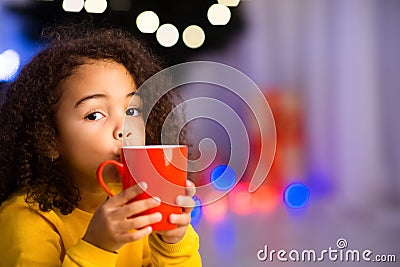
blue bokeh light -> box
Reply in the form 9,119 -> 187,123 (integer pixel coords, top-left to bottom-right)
0,49 -> 20,82
210,165 -> 236,191
190,196 -> 202,226
284,182 -> 310,208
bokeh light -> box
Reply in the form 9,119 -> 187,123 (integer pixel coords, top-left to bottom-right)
207,4 -> 231,26
229,182 -> 252,215
84,0 -> 107,14
190,196 -> 202,226
62,0 -> 84,12
210,165 -> 236,191
156,24 -> 179,47
0,49 -> 20,82
136,11 -> 160,34
284,182 -> 310,208
182,25 -> 205,49
250,185 -> 279,214
218,0 -> 241,7
202,196 -> 228,223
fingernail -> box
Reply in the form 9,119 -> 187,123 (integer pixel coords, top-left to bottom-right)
147,226 -> 153,233
176,195 -> 184,205
170,214 -> 176,223
186,180 -> 193,187
139,182 -> 147,190
154,212 -> 162,221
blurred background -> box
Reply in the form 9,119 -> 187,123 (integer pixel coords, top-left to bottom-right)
1,0 -> 399,266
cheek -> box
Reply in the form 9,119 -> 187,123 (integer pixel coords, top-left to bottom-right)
58,135 -> 112,180
57,124 -> 109,166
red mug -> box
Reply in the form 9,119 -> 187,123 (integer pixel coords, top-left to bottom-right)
97,145 -> 188,231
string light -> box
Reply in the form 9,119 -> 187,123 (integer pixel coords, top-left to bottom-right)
136,11 -> 160,34
84,0 -> 107,14
218,0 -> 241,7
207,4 -> 231,25
58,1 -> 238,49
182,25 -> 205,49
156,24 -> 179,47
62,0 -> 84,12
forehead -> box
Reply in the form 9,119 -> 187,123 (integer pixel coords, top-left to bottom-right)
60,60 -> 137,95
70,60 -> 133,81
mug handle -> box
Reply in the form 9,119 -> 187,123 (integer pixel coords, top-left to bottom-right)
97,160 -> 124,197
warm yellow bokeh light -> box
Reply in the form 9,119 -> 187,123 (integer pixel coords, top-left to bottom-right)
62,0 -> 84,12
207,4 -> 231,26
182,25 -> 205,49
136,11 -> 160,33
84,0 -> 107,14
156,24 -> 179,47
218,0 -> 240,7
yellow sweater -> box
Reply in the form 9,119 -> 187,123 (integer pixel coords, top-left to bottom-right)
0,194 -> 202,267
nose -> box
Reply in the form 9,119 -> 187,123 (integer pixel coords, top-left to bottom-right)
113,129 -> 123,141
113,118 -> 124,141
113,109 -> 125,141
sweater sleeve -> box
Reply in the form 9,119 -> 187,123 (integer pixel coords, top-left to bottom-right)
0,199 -> 64,267
0,197 -> 119,267
148,224 -> 202,267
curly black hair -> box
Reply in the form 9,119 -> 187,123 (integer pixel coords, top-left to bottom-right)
0,25 -> 187,215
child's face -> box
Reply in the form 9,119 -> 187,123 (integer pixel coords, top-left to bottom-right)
55,60 -> 145,192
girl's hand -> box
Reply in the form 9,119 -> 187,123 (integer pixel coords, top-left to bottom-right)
155,180 -> 196,244
83,182 -> 162,252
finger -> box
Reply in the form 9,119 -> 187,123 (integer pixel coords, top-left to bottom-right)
169,213 -> 191,226
176,195 -> 194,213
117,212 -> 162,232
185,180 -> 196,198
112,197 -> 161,219
118,226 -> 153,243
108,182 -> 147,206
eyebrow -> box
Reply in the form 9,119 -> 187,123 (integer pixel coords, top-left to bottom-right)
74,91 -> 137,108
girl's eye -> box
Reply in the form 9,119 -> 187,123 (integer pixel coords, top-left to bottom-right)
126,108 -> 142,117
86,112 -> 105,121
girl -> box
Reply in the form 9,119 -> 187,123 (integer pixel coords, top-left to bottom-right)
0,26 -> 201,266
